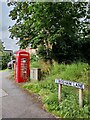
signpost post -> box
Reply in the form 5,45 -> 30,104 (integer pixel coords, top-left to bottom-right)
58,84 -> 62,103
79,89 -> 83,108
55,79 -> 85,108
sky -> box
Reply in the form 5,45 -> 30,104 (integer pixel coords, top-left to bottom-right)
0,1 -> 19,52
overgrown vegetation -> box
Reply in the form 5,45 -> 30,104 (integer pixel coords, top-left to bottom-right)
23,61 -> 89,118
30,57 -> 52,79
8,2 -> 90,64
7,1 -> 90,118
2,53 -> 11,70
0,39 -> 11,70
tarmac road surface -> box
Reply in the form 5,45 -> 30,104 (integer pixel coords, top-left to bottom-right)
0,70 -> 58,119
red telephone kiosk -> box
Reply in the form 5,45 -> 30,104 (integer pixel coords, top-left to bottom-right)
15,50 -> 30,83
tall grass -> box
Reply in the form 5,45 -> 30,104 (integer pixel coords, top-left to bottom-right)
23,62 -> 89,118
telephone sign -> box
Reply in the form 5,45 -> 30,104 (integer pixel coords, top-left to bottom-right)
15,50 -> 30,83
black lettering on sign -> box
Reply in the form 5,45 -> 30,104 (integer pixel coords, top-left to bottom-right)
55,79 -> 84,89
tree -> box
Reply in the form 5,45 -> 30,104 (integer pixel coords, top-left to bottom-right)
0,40 -> 4,69
81,3 -> 90,64
0,39 -> 11,69
0,39 -> 4,54
8,2 -> 89,63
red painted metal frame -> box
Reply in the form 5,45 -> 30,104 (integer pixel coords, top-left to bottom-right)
15,50 -> 30,83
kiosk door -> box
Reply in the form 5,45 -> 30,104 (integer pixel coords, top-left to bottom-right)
20,58 -> 28,81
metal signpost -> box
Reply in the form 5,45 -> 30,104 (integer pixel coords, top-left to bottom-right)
55,79 -> 85,108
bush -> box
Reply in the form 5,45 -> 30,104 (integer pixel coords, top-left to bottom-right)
30,59 -> 52,79
2,52 -> 10,70
38,45 -> 52,64
30,54 -> 39,63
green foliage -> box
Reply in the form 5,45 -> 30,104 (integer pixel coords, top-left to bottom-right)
0,40 -> 4,54
30,60 -> 52,79
30,54 -> 39,63
30,61 -> 40,68
37,45 -> 47,59
38,45 -> 52,61
23,62 -> 89,118
2,52 -> 11,70
0,40 -> 4,69
0,40 -> 11,70
8,2 -> 90,63
81,39 -> 90,64
55,62 -> 89,84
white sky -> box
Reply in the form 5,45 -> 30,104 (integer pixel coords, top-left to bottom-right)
0,1 -> 19,52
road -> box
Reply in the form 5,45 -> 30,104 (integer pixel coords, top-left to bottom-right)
0,70 -> 58,119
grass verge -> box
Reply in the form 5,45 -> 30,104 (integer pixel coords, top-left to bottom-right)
23,62 -> 90,118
